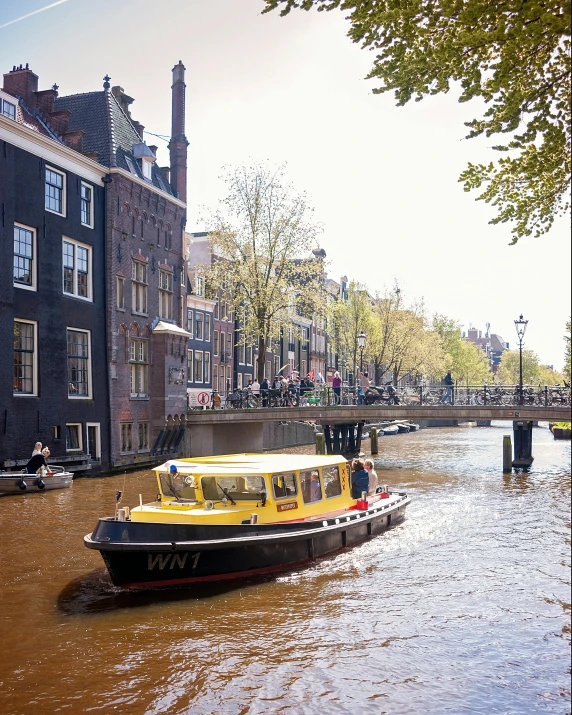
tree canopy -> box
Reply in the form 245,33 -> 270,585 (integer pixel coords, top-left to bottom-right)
203,163 -> 325,382
263,0 -> 571,242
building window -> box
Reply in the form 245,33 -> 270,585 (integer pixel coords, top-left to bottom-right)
13,224 -> 36,290
132,260 -> 148,314
67,329 -> 91,397
138,422 -> 149,451
205,314 -> 211,341
213,364 -> 218,392
195,312 -> 204,340
159,269 -> 173,320
204,352 -> 211,384
186,309 -> 194,337
120,423 -> 133,453
130,339 -> 148,397
246,346 -> 252,365
237,373 -> 243,389
213,330 -> 219,356
125,156 -> 138,176
45,166 -> 65,215
227,332 -> 233,355
194,350 -> 204,382
13,320 -> 36,395
180,266 -> 186,287
195,276 -> 204,297
238,343 -> 245,364
117,276 -> 125,309
63,238 -> 91,300
80,182 -> 93,228
1,97 -> 17,120
141,159 -> 153,181
66,423 -> 82,451
226,366 -> 232,391
187,349 -> 193,383
214,301 -> 219,319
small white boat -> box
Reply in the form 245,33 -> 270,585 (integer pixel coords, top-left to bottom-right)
0,466 -> 74,496
382,425 -> 400,436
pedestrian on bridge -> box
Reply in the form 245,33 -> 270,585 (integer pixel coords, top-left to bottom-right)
441,370 -> 454,405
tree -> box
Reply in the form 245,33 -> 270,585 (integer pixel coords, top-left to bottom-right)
263,0 -> 571,242
203,163 -> 325,382
564,319 -> 571,382
497,349 -> 542,384
332,281 -> 372,382
432,314 -> 493,383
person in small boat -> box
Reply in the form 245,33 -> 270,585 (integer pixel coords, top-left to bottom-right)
26,451 -> 50,475
351,458 -> 369,499
32,441 -> 43,456
364,459 -> 378,495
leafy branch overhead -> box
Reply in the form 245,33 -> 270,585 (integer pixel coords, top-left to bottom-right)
262,0 -> 571,242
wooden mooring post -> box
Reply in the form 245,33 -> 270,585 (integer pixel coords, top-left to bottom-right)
370,428 -> 379,455
315,432 -> 326,455
503,434 -> 512,473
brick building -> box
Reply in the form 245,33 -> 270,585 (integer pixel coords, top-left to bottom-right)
1,61 -> 190,472
0,65 -> 109,471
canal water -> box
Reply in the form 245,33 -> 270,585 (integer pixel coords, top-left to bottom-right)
0,423 -> 569,715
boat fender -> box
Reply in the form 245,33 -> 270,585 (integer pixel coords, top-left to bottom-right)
19,478 -> 27,491
37,478 -> 46,490
205,500 -> 214,510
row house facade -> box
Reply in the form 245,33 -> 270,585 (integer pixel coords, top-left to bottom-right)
0,61 -> 190,472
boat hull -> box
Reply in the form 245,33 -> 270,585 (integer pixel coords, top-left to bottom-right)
85,494 -> 411,589
0,471 -> 73,495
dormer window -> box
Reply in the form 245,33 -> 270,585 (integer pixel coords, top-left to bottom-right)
132,142 -> 156,183
1,91 -> 17,121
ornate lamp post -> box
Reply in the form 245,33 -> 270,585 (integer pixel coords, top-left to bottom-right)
357,331 -> 367,372
514,314 -> 528,406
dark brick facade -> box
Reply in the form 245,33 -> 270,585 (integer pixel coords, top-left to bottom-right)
0,139 -> 109,470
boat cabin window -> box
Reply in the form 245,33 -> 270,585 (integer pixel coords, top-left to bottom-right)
158,471 -> 197,501
272,472 -> 297,500
300,469 -> 322,504
323,465 -> 342,498
200,475 -> 266,502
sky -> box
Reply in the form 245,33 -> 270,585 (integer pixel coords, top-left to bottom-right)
1,0 -> 570,369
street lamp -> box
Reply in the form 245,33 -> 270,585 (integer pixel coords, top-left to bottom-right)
514,314 -> 528,406
357,331 -> 367,372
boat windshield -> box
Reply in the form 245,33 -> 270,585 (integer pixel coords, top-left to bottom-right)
200,475 -> 266,502
158,471 -> 198,501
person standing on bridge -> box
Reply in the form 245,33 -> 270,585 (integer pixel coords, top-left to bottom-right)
441,369 -> 454,404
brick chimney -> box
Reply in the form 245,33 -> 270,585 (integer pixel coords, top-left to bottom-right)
168,61 -> 189,204
3,64 -> 38,110
34,86 -> 58,116
111,85 -> 134,117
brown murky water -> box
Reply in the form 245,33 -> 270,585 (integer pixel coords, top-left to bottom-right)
0,423 -> 570,715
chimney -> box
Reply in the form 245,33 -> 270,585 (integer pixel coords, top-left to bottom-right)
111,85 -> 134,117
3,64 -> 39,110
160,166 -> 170,183
47,108 -> 71,136
34,86 -> 58,116
132,119 -> 145,139
148,145 -> 158,156
62,129 -> 84,153
168,60 -> 189,204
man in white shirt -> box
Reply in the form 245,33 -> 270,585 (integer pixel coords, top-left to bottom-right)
251,379 -> 260,396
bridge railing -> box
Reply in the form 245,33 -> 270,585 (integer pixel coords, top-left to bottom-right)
191,383 -> 571,411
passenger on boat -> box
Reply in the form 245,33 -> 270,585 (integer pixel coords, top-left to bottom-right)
26,452 -> 50,475
364,459 -> 378,495
351,459 -> 369,499
32,441 -> 43,456
310,471 -> 322,502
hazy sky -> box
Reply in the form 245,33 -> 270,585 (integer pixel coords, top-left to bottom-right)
2,0 -> 570,369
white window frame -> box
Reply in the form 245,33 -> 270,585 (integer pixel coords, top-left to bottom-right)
67,327 -> 92,399
213,330 -> 219,356
45,165 -> 66,217
205,314 -> 212,342
13,223 -> 37,291
63,237 -> 93,301
86,422 -> 101,461
195,312 -> 204,340
1,93 -> 17,120
186,308 -> 194,338
129,339 -> 149,398
120,423 -> 134,453
132,260 -> 148,315
194,350 -> 204,383
80,182 -> 94,228
116,275 -> 125,310
204,352 -> 211,384
13,319 -> 38,397
159,269 -> 173,320
66,423 -> 83,452
187,349 -> 194,384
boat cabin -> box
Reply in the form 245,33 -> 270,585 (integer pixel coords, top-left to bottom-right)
132,454 -> 365,525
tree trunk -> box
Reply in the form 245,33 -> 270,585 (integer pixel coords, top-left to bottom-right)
257,335 -> 266,383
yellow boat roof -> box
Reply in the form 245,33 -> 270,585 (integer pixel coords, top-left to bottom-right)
155,453 -> 346,475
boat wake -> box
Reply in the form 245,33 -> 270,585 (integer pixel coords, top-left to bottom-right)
57,569 -> 278,614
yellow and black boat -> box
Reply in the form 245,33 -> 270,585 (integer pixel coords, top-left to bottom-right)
84,453 -> 410,589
